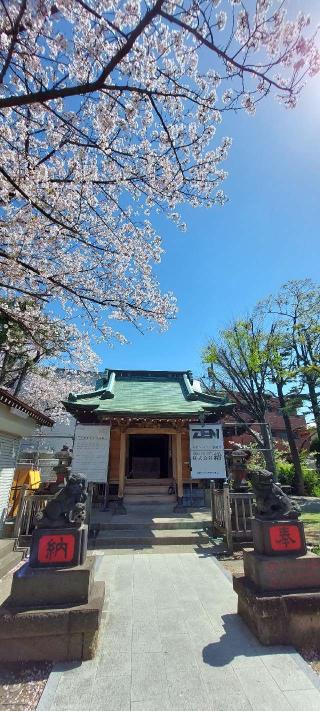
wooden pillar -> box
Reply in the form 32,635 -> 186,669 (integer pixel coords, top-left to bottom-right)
172,434 -> 177,483
175,431 -> 184,502
118,429 -> 127,500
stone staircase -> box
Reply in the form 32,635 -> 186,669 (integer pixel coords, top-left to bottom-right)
124,478 -> 176,506
0,539 -> 23,579
90,506 -> 215,549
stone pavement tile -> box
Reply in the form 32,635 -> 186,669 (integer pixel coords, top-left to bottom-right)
132,621 -> 162,653
89,673 -> 131,711
108,601 -> 132,615
232,657 -> 294,711
133,605 -> 158,623
156,606 -> 187,636
198,661 -> 254,711
103,609 -> 132,629
49,673 -> 94,709
96,648 -> 131,677
55,674 -> 94,695
65,658 -> 98,674
48,689 -> 93,710
186,616 -> 221,648
262,652 -> 315,691
165,667 -> 206,693
166,669 -> 213,711
162,634 -> 199,673
284,689 -> 320,710
38,550 -> 319,711
131,693 -> 172,711
205,687 -> 253,711
200,658 -> 248,690
178,599 -> 207,619
168,686 -> 212,711
49,707 -> 88,711
161,633 -> 195,654
131,652 -> 167,702
133,595 -> 155,612
102,627 -> 132,652
153,588 -> 180,609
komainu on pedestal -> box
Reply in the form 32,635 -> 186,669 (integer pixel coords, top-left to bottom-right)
0,474 -> 105,663
233,466 -> 320,655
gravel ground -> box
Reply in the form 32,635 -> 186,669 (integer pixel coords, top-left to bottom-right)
218,550 -> 244,576
0,662 -> 52,711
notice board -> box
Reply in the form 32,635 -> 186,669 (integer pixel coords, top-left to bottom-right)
71,424 -> 110,483
189,423 -> 226,479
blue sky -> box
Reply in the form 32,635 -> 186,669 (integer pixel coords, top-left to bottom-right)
97,8 -> 320,378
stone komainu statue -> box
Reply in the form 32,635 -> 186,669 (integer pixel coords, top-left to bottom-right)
35,473 -> 88,528
248,468 -> 301,521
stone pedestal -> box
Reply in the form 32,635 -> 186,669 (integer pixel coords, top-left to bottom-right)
251,518 -> 307,556
233,574 -> 320,654
10,557 -> 96,607
243,548 -> 320,592
0,555 -> 105,662
30,524 -> 88,568
233,523 -> 320,654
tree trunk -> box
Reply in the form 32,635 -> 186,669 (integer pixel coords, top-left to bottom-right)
306,377 -> 320,441
260,420 -> 276,474
13,361 -> 30,396
276,381 -> 304,495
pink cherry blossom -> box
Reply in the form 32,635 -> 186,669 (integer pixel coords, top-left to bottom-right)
0,0 -> 318,360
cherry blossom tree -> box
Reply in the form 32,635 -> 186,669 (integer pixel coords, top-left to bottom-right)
0,0 -> 319,346
0,298 -> 99,390
19,366 -> 97,420
0,297 -> 100,419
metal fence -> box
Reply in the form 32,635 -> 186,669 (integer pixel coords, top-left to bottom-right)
210,481 -> 255,554
13,488 -> 56,541
13,484 -> 94,547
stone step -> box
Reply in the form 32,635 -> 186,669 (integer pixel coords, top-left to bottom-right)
126,478 -> 174,486
125,485 -> 174,495
0,538 -> 15,558
124,494 -> 175,504
0,549 -> 23,579
95,519 -> 211,531
93,528 -> 212,548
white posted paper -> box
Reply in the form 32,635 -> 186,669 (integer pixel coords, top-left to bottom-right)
71,424 -> 110,483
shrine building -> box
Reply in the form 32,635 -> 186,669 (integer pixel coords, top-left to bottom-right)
64,369 -> 232,510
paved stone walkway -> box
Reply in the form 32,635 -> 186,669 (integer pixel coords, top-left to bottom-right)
37,552 -> 320,711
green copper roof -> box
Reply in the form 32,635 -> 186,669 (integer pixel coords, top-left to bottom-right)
63,369 -> 231,419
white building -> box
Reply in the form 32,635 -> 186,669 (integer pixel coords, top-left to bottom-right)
0,388 -> 53,532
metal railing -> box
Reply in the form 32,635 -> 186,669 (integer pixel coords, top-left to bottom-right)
14,488 -> 56,541
13,484 -> 94,546
210,481 -> 255,554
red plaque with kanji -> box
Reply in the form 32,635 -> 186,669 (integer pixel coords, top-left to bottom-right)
38,534 -> 75,564
269,524 -> 302,552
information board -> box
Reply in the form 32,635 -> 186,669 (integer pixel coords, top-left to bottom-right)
189,423 -> 226,479
71,424 -> 110,483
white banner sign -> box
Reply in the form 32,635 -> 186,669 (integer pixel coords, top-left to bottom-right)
189,424 -> 226,479
71,425 -> 110,483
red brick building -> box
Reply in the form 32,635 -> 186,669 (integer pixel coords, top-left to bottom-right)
221,396 -> 309,453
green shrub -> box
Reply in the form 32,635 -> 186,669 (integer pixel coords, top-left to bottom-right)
276,460 -> 294,486
275,460 -> 320,496
301,467 -> 320,497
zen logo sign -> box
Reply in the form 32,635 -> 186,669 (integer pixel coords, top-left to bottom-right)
189,423 -> 226,480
